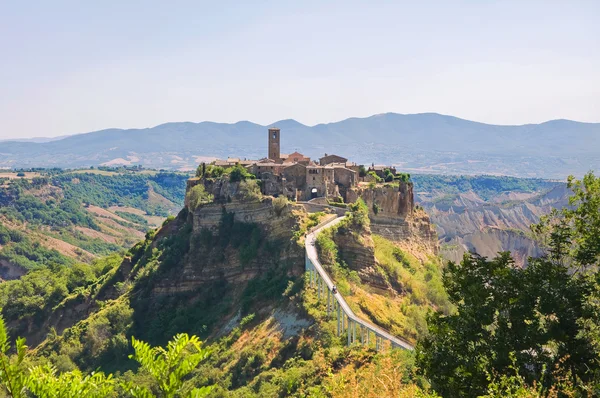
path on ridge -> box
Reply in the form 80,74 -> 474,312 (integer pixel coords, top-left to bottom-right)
305,215 -> 414,351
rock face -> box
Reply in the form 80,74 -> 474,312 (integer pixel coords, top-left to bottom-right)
422,184 -> 570,266
347,182 -> 414,218
154,196 -> 305,295
347,183 -> 438,254
440,228 -> 544,266
333,224 -> 391,291
0,259 -> 26,280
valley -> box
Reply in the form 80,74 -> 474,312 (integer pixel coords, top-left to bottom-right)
0,168 -> 189,280
0,162 -> 597,397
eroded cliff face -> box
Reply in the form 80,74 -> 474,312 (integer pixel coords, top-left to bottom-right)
347,183 -> 438,254
440,228 -> 544,266
153,198 -> 305,295
0,259 -> 26,280
333,223 -> 391,292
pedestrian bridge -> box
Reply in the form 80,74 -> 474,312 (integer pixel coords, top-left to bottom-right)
305,215 -> 414,351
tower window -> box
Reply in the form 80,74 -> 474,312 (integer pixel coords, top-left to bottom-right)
273,133 -> 277,139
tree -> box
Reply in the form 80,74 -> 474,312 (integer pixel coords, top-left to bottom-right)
26,366 -> 116,398
395,173 -> 411,183
186,185 -> 213,210
128,334 -> 213,398
236,180 -> 261,203
0,313 -> 27,398
417,172 -> 600,397
1,310 -> 213,397
358,165 -> 367,178
367,171 -> 382,183
383,169 -> 394,182
228,164 -> 254,183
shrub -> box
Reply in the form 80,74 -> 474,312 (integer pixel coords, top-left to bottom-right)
187,184 -> 213,210
237,180 -> 261,202
372,203 -> 382,215
228,165 -> 255,183
367,171 -> 382,183
273,196 -> 288,217
358,165 -> 367,178
395,173 -> 411,183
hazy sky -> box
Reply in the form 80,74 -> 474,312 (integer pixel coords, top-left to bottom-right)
1,1 -> 599,139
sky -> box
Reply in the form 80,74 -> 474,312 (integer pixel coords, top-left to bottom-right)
0,1 -> 599,140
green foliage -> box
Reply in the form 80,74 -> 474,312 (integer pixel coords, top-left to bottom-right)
26,365 -> 117,398
372,202 -> 381,215
0,235 -> 74,271
52,172 -> 187,216
417,251 -> 598,396
115,210 -> 149,226
236,180 -> 261,203
411,174 -> 557,201
344,198 -> 369,230
186,185 -> 213,210
228,164 -> 255,183
395,172 -> 411,183
367,171 -> 382,183
0,224 -> 24,245
383,168 -> 395,182
0,255 -> 117,327
1,194 -> 99,230
0,313 -> 28,398
201,165 -> 224,180
1,311 -> 212,398
358,165 -> 367,178
129,333 -> 213,398
272,196 -> 288,217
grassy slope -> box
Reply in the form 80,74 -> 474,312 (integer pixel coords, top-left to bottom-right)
5,201 -> 440,397
0,170 -> 189,276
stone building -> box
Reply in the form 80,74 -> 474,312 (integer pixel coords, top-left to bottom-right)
369,164 -> 397,178
210,128 -> 367,201
284,151 -> 311,165
268,128 -> 281,162
320,154 -> 348,166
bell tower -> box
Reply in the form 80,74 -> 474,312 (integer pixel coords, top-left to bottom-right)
268,128 -> 280,161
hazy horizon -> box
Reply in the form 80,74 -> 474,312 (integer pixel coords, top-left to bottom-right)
1,1 -> 599,140
2,111 -> 600,143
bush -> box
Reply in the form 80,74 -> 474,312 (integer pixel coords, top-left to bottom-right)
228,165 -> 255,183
372,203 -> 382,215
367,171 -> 382,183
187,184 -> 213,210
358,165 -> 367,178
273,196 -> 288,217
395,173 -> 411,183
237,180 -> 261,203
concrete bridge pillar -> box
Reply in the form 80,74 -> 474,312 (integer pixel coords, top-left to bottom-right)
347,320 -> 352,346
336,304 -> 341,336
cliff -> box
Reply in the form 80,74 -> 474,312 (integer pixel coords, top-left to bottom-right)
347,183 -> 438,254
333,222 -> 391,292
154,197 -> 305,295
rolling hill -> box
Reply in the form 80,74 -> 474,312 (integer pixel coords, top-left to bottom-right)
1,113 -> 599,178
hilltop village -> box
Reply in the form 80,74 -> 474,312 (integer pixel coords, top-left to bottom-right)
209,127 -> 399,202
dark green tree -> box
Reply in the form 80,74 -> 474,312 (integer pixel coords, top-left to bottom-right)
417,172 -> 600,397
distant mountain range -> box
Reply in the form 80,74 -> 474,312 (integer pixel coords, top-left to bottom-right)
1,113 -> 598,178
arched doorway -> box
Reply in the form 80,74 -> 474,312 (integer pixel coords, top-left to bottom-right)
311,187 -> 318,199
